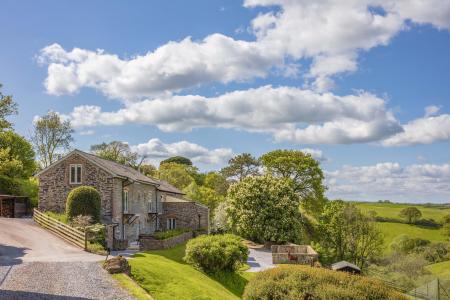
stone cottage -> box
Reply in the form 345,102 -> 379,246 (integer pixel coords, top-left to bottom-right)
36,149 -> 209,248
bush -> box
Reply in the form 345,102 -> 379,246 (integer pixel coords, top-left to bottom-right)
243,265 -> 407,300
184,234 -> 249,273
66,186 -> 101,222
44,211 -> 69,224
153,228 -> 190,240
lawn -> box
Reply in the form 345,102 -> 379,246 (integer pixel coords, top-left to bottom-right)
128,243 -> 254,300
356,202 -> 450,222
377,222 -> 449,253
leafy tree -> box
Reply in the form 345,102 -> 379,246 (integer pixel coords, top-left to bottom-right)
183,182 -> 224,215
139,163 -> 158,178
221,153 -> 260,181
158,162 -> 194,190
318,200 -> 383,268
390,235 -> 430,254
399,207 -> 422,224
90,141 -> 144,168
443,223 -> 450,237
442,214 -> 450,224
227,175 -> 302,244
204,171 -> 229,196
160,156 -> 192,166
212,201 -> 230,233
0,84 -> 18,131
0,130 -> 36,178
260,149 -> 326,215
31,111 -> 74,168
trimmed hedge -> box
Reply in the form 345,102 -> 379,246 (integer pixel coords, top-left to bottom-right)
243,265 -> 408,300
153,228 -> 190,240
66,186 -> 101,222
184,234 -> 249,273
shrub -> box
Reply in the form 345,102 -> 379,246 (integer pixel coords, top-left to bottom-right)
71,215 -> 93,229
66,186 -> 101,222
184,234 -> 249,273
243,265 -> 407,300
44,211 -> 69,224
153,228 -> 190,240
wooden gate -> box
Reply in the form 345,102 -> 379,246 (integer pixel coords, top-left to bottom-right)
33,208 -> 87,250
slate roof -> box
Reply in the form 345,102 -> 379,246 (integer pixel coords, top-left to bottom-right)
331,261 -> 361,272
36,149 -> 184,195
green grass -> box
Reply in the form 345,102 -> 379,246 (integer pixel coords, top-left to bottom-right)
356,202 -> 450,222
44,211 -> 69,224
377,222 -> 449,253
112,273 -> 154,300
129,243 -> 254,300
425,260 -> 450,278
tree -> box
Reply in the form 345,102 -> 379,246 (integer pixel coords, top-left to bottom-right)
318,200 -> 383,268
160,156 -> 192,166
204,171 -> 229,196
184,182 -> 224,216
399,207 -> 422,224
260,150 -> 326,215
90,141 -> 144,168
0,84 -> 18,131
139,163 -> 158,178
221,153 -> 260,181
0,130 -> 36,178
31,111 -> 74,168
212,201 -> 230,233
227,175 -> 302,244
158,162 -> 194,190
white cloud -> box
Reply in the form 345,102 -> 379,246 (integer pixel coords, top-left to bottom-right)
132,138 -> 233,166
37,1 -> 450,98
326,162 -> 450,202
382,114 -> 450,146
63,85 -> 402,144
425,105 -> 441,117
78,129 -> 95,136
300,148 -> 328,162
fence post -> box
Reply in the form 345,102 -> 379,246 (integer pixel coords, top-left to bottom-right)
84,230 -> 88,251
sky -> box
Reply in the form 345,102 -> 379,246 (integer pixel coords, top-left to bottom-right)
1,0 -> 450,203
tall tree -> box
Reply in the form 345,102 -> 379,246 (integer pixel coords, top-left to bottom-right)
260,149 -> 326,215
158,162 -> 194,190
204,171 -> 230,196
90,141 -> 145,168
31,111 -> 74,168
139,163 -> 158,178
0,131 -> 36,178
318,200 -> 383,268
0,84 -> 18,131
160,156 -> 192,166
221,153 -> 260,181
399,207 -> 422,224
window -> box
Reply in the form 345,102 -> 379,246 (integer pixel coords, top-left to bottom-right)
123,189 -> 129,213
167,218 -> 176,230
69,164 -> 82,184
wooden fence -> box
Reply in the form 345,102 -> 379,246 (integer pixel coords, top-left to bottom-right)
33,208 -> 87,250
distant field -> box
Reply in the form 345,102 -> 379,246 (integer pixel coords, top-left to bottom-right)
425,260 -> 450,278
377,222 -> 449,253
355,202 -> 450,222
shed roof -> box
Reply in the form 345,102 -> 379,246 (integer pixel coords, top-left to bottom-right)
331,261 -> 361,272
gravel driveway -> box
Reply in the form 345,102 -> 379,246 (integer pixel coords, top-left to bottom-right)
0,218 -> 135,300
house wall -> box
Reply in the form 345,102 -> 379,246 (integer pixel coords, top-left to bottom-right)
38,153 -> 114,221
161,202 -> 209,231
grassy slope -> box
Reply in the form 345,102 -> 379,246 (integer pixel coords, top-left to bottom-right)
355,202 -> 450,253
129,244 -> 254,300
356,202 -> 450,222
425,260 -> 450,278
112,273 -> 154,300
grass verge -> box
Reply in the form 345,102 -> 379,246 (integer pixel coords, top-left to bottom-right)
112,273 -> 154,300
129,243 -> 254,300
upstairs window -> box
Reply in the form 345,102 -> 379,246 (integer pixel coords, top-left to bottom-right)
167,218 -> 176,230
69,164 -> 82,184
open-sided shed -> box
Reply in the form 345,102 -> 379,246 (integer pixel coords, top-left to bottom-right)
0,194 -> 30,218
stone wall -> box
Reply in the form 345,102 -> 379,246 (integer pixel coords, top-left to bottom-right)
38,153 -> 114,221
140,231 -> 193,250
162,202 -> 209,231
271,244 -> 318,265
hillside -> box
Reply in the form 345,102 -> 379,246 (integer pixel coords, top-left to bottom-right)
354,202 -> 450,253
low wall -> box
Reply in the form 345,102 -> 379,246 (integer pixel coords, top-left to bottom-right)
271,244 -> 318,265
140,231 -> 193,250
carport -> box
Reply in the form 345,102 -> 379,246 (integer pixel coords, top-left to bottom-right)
0,194 -> 30,218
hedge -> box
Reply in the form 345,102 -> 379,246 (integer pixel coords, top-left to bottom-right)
184,234 -> 249,273
243,265 -> 408,300
66,186 -> 101,222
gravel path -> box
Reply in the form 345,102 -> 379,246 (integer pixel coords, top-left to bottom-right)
0,262 -> 135,299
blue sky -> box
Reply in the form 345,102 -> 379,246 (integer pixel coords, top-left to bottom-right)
1,0 -> 450,202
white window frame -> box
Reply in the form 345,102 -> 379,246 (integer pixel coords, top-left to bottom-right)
69,164 -> 82,184
167,218 -> 176,230
123,189 -> 129,213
